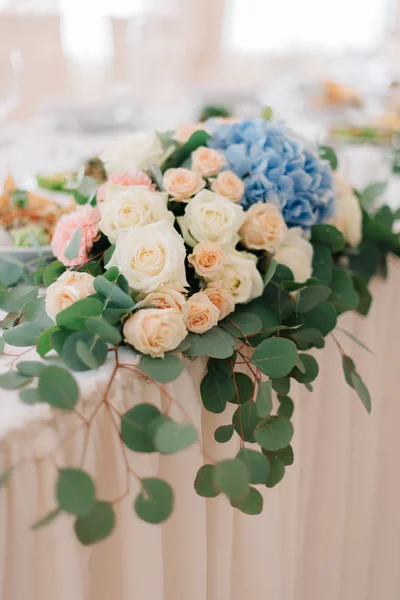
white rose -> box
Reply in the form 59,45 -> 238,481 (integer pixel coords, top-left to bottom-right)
106,220 -> 188,294
274,227 -> 313,282
177,189 -> 245,247
186,292 -> 219,334
99,185 -> 174,243
207,250 -> 264,304
45,271 -> 95,320
123,308 -> 187,358
240,202 -> 287,252
136,283 -> 188,317
330,172 -> 362,247
101,132 -> 164,174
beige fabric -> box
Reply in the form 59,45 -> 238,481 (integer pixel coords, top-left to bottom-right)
1,262 -> 400,600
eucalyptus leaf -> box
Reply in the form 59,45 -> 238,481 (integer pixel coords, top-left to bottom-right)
62,332 -> 108,372
57,468 -> 96,516
0,284 -> 38,313
154,421 -> 198,454
64,227 -> 82,260
319,145 -> 338,170
228,372 -> 254,405
134,478 -> 173,524
236,448 -> 270,484
351,372 -> 372,414
263,259 -> 277,287
251,337 -> 298,378
231,486 -> 264,515
74,501 -> 115,545
85,317 -> 122,345
56,298 -> 104,330
201,366 -> 235,414
94,276 -> 134,308
232,401 -> 261,443
214,424 -> 234,443
311,224 -> 344,253
0,371 -> 32,390
3,322 -> 41,347
121,403 -> 161,452
194,464 -> 220,497
38,365 -> 79,410
277,396 -> 294,419
220,313 -> 262,337
255,416 -> 294,451
139,354 -> 184,383
43,261 -> 66,287
31,508 -> 62,530
256,380 -> 273,418
361,182 -> 387,210
213,458 -> 250,503
337,328 -> 373,354
36,325 -> 60,357
184,328 -> 236,359
265,457 -> 285,488
19,388 -> 41,404
296,285 -> 331,313
16,361 -> 45,377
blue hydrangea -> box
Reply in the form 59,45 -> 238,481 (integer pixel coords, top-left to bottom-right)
207,118 -> 336,228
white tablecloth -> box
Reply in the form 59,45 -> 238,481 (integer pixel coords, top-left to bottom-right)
0,261 -> 400,600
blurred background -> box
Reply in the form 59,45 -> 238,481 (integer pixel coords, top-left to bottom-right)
0,0 -> 399,187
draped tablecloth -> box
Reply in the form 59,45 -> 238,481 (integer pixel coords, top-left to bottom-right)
1,261 -> 400,600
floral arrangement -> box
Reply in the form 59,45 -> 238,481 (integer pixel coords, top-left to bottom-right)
0,113 -> 399,544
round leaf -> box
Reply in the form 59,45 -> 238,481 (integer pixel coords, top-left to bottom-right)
120,403 -> 160,452
255,416 -> 294,451
232,401 -> 261,443
194,465 -> 220,498
43,260 -> 66,287
221,313 -> 263,337
291,354 -> 319,384
251,338 -> 298,378
85,317 -> 122,345
302,301 -> 337,336
62,331 -> 108,372
74,501 -> 115,545
265,458 -> 285,488
201,366 -> 235,414
228,373 -> 254,405
38,365 -> 79,410
273,445 -> 294,466
19,387 -> 41,404
139,354 -> 184,384
94,276 -> 134,308
214,424 -> 234,443
236,448 -> 270,484
213,459 -> 250,503
183,328 -> 236,359
0,371 -> 32,390
16,361 -> 45,377
296,285 -> 331,313
3,322 -> 41,347
134,478 -> 173,524
231,487 -> 264,515
277,396 -> 294,419
153,421 -> 198,454
256,380 -> 273,418
56,468 -> 95,516
56,298 -> 104,330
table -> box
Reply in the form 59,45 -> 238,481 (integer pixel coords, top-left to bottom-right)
0,260 -> 400,600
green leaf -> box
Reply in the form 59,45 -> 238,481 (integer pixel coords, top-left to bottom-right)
271,376 -> 290,396
62,331 -> 108,372
74,501 -> 116,545
214,424 -> 234,443
20,297 -> 53,331
337,328 -> 373,354
31,508 -> 61,530
162,129 -> 210,171
311,224 -> 345,253
120,403 -> 161,452
43,261 -> 66,287
194,465 -> 220,497
154,421 -> 198,454
302,301 -> 337,336
255,416 -> 294,451
273,445 -> 294,466
220,313 -> 262,337
291,354 -> 319,384
94,276 -> 134,309
57,468 -> 96,516
183,328 -> 236,359
64,227 -> 82,260
289,327 -> 325,350
0,371 -> 32,390
0,284 -> 38,313
261,106 -> 273,121
103,305 -> 131,325
0,337 -> 4,355
213,459 -> 250,503
148,163 -> 164,190
0,467 -> 13,488
3,322 -> 41,347
56,298 -> 104,330
0,255 -> 24,286
319,145 -> 338,170
134,478 -> 174,524
277,396 -> 294,419
232,401 -> 261,443
200,366 -> 235,414
263,259 -> 277,287
251,338 -> 298,378
38,366 -> 79,410
229,373 -> 254,404
256,380 -> 273,418
51,329 -> 74,355
312,244 -> 333,285
296,285 -> 331,313
329,267 -> 359,314
351,372 -> 371,414
231,487 -> 264,515
36,325 -> 60,357
16,361 -> 45,377
85,317 -> 122,345
265,457 -> 285,488
236,448 -> 270,484
342,355 -> 356,388
19,388 -> 41,404
361,182 -> 387,210
139,354 -> 184,384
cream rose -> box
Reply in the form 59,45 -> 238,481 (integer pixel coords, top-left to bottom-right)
186,292 -> 219,334
45,271 -> 95,320
163,168 -> 205,201
107,220 -> 188,294
207,251 -> 264,304
101,131 -> 164,174
330,172 -> 362,247
202,283 -> 235,320
99,186 -> 174,244
240,202 -> 287,252
172,122 -> 206,144
136,283 -> 187,317
191,147 -> 227,177
274,227 -> 313,282
188,241 -> 225,278
211,170 -> 244,203
177,190 -> 245,247
123,308 -> 187,358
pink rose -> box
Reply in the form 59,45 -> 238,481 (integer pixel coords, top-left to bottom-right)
186,292 -> 219,334
211,170 -> 244,203
97,169 -> 155,203
51,204 -> 100,267
136,283 -> 188,317
203,283 -> 235,320
163,168 -> 205,201
123,308 -> 187,358
188,241 -> 225,278
45,271 -> 95,320
191,147 -> 227,177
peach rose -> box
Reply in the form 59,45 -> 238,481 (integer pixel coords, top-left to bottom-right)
203,283 -> 235,320
188,241 -> 225,278
51,205 -> 100,267
211,170 -> 244,203
163,168 -> 205,201
191,147 -> 227,177
136,283 -> 187,317
45,271 -> 95,320
186,292 -> 219,334
240,202 -> 287,252
123,308 -> 187,358
97,169 -> 155,203
172,122 -> 206,144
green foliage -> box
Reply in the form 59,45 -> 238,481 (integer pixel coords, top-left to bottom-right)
121,403 -> 161,452
220,313 -> 263,337
184,328 -> 236,359
351,371 -> 371,414
139,354 -> 184,383
85,317 -> 122,345
0,284 -> 38,313
231,487 -> 264,515
36,325 -> 60,357
232,401 -> 261,442
319,145 -> 338,170
256,380 -> 273,418
201,365 -> 235,413
360,182 -> 387,210
312,244 -> 333,285
19,388 -> 41,404
74,501 -> 116,545
271,377 -> 290,396
214,425 -> 234,443
236,448 -> 270,484
254,416 -> 294,451
64,227 -> 82,260
301,302 -> 337,336
162,130 -> 211,172
56,298 -> 104,330
296,285 -> 331,313
134,478 -> 174,524
16,361 -> 45,377
43,261 -> 66,287
229,373 -> 254,404
291,354 -> 319,383
62,331 -> 108,372
38,366 -> 79,410
0,371 -> 32,390
3,322 -> 41,347
213,459 -> 250,503
265,457 -> 285,488
329,267 -> 359,314
94,275 -> 135,308
251,338 -> 298,378
263,258 -> 277,287
194,465 -> 220,498
277,396 -> 294,419
31,508 -> 62,530
311,224 -> 344,253
154,421 -> 198,454
57,469 -> 96,516
0,255 -> 24,287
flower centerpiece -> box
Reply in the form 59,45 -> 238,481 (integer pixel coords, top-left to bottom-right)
0,112 -> 399,542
